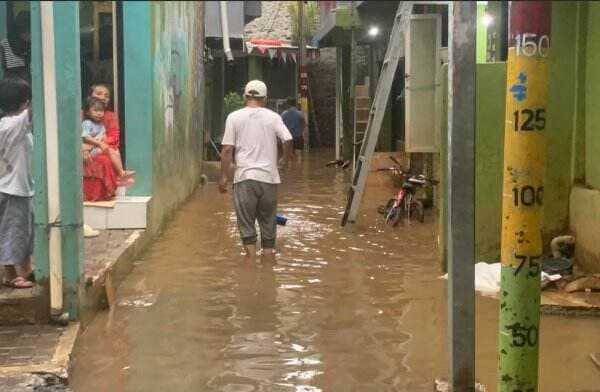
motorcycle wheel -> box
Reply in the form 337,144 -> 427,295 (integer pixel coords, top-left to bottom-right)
384,199 -> 396,214
386,205 -> 403,227
412,200 -> 425,223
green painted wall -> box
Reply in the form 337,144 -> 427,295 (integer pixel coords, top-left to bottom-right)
149,1 -> 205,233
569,1 -> 600,273
440,63 -> 507,264
544,1 -> 578,241
585,2 -> 600,189
573,2 -> 587,183
476,3 -> 487,64
475,63 -> 506,261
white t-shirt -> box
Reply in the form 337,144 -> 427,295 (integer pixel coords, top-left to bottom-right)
222,107 -> 293,184
0,109 -> 33,197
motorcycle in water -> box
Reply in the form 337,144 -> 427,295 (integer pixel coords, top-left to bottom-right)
377,156 -> 438,227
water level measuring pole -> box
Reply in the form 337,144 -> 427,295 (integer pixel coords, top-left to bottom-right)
498,2 -> 551,391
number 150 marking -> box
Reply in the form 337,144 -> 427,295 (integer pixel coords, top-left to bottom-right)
515,33 -> 550,57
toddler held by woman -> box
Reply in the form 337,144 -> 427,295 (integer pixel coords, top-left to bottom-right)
81,97 -> 134,185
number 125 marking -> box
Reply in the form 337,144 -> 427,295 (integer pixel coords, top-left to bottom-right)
514,109 -> 546,132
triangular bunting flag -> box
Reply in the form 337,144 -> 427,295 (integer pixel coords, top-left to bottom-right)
268,48 -> 277,60
290,52 -> 297,63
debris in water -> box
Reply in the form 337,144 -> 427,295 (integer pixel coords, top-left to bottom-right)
434,378 -> 487,391
590,353 -> 600,371
117,293 -> 157,308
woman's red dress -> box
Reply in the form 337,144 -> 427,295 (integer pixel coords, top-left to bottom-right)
82,111 -> 120,201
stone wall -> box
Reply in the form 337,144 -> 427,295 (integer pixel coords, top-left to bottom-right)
308,47 -> 336,147
244,1 -> 293,44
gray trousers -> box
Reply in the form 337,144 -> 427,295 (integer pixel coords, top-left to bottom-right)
233,180 -> 278,248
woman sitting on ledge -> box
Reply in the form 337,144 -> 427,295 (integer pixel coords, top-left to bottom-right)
82,83 -> 130,201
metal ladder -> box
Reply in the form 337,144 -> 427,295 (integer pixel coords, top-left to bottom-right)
352,84 -> 371,175
341,1 -> 413,227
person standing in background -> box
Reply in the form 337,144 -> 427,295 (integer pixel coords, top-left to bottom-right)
0,11 -> 31,83
281,97 -> 306,164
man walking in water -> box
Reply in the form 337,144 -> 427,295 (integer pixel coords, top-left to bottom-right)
219,80 -> 294,263
281,97 -> 306,164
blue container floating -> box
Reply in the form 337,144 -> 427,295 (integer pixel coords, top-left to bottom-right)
276,214 -> 287,226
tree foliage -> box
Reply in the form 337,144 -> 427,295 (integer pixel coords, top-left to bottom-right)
223,92 -> 244,117
287,1 -> 319,45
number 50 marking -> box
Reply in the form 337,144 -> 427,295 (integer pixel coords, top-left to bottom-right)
515,33 -> 550,57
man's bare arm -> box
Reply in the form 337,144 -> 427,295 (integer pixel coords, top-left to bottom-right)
279,140 -> 294,169
219,145 -> 234,193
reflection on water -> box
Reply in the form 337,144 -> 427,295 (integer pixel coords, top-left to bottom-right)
71,152 -> 600,392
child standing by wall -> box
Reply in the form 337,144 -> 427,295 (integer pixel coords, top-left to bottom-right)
81,96 -> 134,185
0,78 -> 34,288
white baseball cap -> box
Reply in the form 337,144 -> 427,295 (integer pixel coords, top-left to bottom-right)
244,80 -> 267,98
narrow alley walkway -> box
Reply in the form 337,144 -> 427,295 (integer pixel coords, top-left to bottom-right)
70,152 -> 600,392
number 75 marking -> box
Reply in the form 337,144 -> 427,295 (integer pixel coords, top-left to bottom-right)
513,254 -> 541,277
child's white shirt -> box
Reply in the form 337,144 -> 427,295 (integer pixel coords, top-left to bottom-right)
0,109 -> 33,197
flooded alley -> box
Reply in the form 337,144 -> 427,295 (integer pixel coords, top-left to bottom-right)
70,153 -> 600,392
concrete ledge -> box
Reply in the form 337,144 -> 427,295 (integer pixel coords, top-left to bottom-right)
84,196 -> 151,230
0,286 -> 48,325
570,186 -> 600,273
80,229 -> 151,326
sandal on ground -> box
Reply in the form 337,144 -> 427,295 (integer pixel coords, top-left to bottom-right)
24,271 -> 36,283
2,276 -> 35,289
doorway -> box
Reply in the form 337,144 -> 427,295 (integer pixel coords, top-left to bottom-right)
79,1 -> 125,160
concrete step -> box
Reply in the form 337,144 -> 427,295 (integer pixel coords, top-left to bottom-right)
0,285 -> 48,325
84,196 -> 151,230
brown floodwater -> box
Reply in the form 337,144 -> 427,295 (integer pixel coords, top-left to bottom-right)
71,152 -> 600,392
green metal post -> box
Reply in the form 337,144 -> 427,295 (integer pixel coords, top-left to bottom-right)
52,2 -> 84,318
248,55 -> 263,81
498,2 -> 551,391
30,1 -> 51,290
